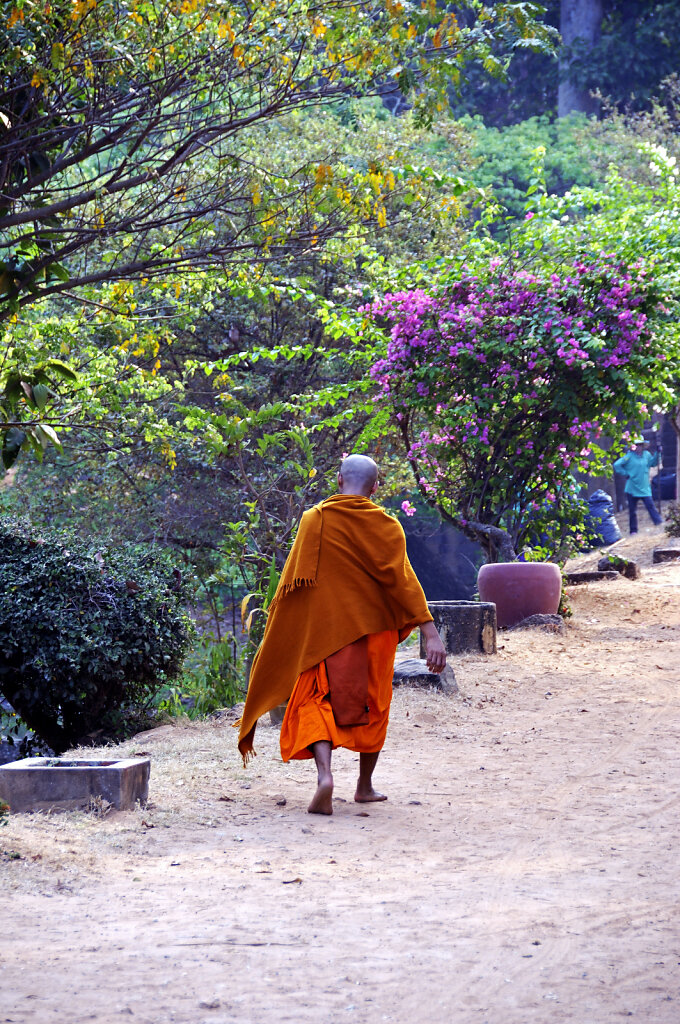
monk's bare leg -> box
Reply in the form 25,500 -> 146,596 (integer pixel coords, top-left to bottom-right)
308,740 -> 333,814
355,751 -> 387,803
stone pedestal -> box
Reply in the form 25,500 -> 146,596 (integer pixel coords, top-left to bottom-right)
652,548 -> 680,564
0,757 -> 150,812
419,600 -> 496,657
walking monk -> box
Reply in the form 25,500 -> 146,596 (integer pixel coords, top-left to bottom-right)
236,454 -> 447,815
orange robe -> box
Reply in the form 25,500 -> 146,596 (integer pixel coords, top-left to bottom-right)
237,494 -> 432,763
279,629 -> 399,761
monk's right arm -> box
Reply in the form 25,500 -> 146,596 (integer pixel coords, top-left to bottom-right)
419,621 -> 447,674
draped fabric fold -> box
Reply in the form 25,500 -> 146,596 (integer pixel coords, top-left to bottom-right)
236,494 -> 431,762
280,629 -> 398,762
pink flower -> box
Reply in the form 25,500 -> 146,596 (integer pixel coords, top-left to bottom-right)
401,500 -> 416,517
525,212 -> 535,221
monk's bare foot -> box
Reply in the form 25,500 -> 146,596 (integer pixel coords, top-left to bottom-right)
308,776 -> 333,815
354,786 -> 387,803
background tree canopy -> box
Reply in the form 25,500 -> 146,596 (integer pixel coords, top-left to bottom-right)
450,0 -> 680,125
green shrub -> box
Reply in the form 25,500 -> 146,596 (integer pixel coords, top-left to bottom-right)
160,633 -> 246,719
0,518 -> 193,753
464,114 -> 601,221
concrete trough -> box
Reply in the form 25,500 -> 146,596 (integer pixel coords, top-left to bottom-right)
0,757 -> 150,813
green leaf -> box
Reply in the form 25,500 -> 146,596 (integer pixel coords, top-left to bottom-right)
46,262 -> 70,283
2,427 -> 27,469
34,423 -> 63,453
32,383 -> 49,411
51,42 -> 65,69
44,359 -> 77,382
4,374 -> 21,405
263,555 -> 279,609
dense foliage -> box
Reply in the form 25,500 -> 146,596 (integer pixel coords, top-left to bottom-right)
0,0 -> 551,469
0,520 -> 192,752
0,0 -> 551,317
465,114 -> 601,221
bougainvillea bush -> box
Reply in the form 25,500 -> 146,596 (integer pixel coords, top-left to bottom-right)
367,255 -> 671,560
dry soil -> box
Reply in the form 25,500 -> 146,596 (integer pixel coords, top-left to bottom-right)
1,523 -> 679,1024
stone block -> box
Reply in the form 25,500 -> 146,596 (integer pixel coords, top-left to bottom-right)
419,600 -> 496,657
393,659 -> 457,695
597,556 -> 641,580
509,613 -> 565,634
269,704 -> 287,726
0,757 -> 150,813
652,547 -> 680,564
564,570 -> 619,585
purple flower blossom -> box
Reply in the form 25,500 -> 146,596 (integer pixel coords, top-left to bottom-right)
365,253 -> 662,551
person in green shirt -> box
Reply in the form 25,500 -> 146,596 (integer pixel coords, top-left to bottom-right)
613,437 -> 662,534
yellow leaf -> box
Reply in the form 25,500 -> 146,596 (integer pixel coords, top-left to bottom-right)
368,171 -> 382,194
315,163 -> 333,185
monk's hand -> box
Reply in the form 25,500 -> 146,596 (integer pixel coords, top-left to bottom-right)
420,622 -> 447,674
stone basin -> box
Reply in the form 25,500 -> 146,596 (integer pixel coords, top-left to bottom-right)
0,756 -> 150,812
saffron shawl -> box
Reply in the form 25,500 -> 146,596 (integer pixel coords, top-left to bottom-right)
236,494 -> 432,762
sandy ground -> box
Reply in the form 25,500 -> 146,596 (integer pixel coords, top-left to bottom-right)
1,522 -> 680,1024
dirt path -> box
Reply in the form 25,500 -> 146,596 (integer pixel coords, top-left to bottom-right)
2,529 -> 680,1024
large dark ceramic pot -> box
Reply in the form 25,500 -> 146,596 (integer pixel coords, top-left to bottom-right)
477,561 -> 561,628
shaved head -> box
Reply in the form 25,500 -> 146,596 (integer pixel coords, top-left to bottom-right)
338,454 -> 378,497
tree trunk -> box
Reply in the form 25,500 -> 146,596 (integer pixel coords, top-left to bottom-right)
461,520 -> 517,563
558,0 -> 603,117
672,403 -> 680,499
